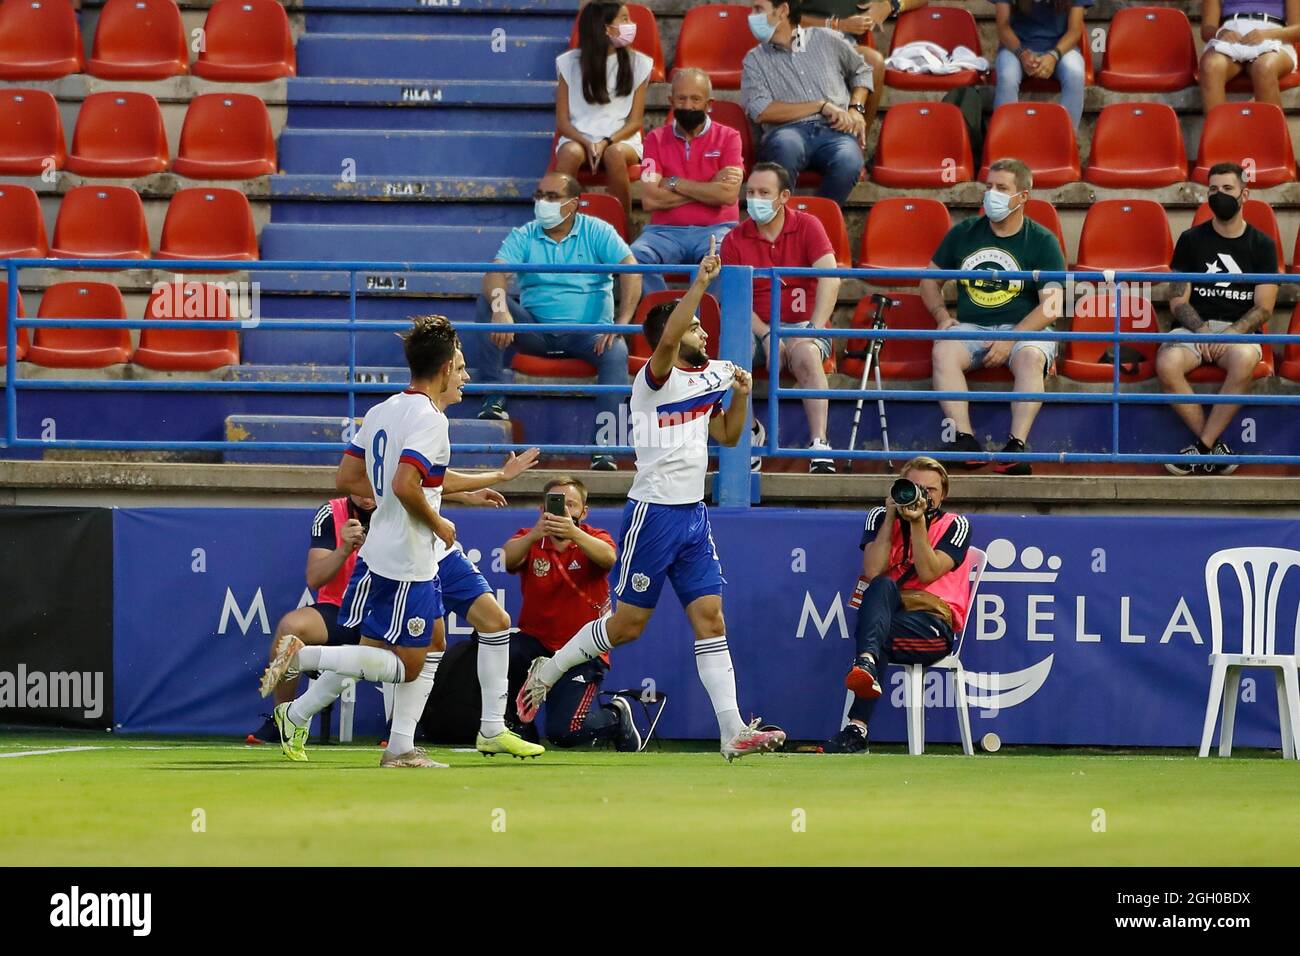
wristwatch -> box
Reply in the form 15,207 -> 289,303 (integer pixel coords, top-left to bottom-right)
849,103 -> 867,116
666,176 -> 679,192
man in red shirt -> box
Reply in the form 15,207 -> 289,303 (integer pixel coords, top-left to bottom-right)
721,161 -> 841,473
502,476 -> 640,750
633,68 -> 745,296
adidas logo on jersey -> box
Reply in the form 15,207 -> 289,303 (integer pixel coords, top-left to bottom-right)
568,560 -> 581,570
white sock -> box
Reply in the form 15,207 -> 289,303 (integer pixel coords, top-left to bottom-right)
387,651 -> 441,754
296,644 -> 402,683
536,617 -> 612,687
477,630 -> 511,737
694,636 -> 745,740
287,670 -> 348,728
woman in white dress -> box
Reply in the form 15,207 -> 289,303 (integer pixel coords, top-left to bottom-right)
554,1 -> 652,221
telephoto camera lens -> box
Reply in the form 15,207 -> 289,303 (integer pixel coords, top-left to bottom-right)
890,477 -> 920,507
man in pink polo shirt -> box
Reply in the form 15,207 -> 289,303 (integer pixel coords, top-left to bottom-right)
720,160 -> 839,473
633,67 -> 744,296
821,456 -> 974,754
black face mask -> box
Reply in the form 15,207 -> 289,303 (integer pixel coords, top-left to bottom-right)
675,108 -> 707,132
1208,191 -> 1240,221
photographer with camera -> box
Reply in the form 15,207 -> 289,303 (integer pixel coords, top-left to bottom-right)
820,457 -> 974,754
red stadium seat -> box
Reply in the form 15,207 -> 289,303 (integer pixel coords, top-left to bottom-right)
0,88 -> 65,175
87,0 -> 189,80
629,290 -> 721,372
670,99 -> 754,171
50,186 -> 151,260
884,6 -> 984,90
65,92 -> 170,178
577,192 -> 627,241
158,188 -> 258,263
172,94 -> 277,180
1098,7 -> 1196,92
1191,199 -> 1284,260
672,4 -> 755,90
1058,291 -> 1159,382
871,102 -> 973,188
27,281 -> 133,368
1018,33 -> 1094,91
856,197 -> 951,286
0,184 -> 48,258
1278,305 -> 1300,382
980,103 -> 1080,189
1191,102 -> 1296,188
1024,198 -> 1067,260
789,196 -> 851,268
510,353 -> 598,378
1073,200 -> 1173,274
1186,346 -> 1274,383
841,294 -> 934,381
1221,48 -> 1300,92
134,281 -> 240,371
1084,102 -> 1187,189
191,0 -> 296,82
0,0 -> 83,79
568,3 -> 664,82
0,282 -> 29,364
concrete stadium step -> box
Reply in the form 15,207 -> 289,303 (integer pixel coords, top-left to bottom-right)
286,77 -> 556,108
224,413 -> 511,465
304,11 -> 572,35
268,174 -> 535,200
250,271 -> 485,296
269,200 -> 528,227
287,104 -> 553,132
260,222 -> 513,261
295,34 -> 567,81
277,128 -> 552,176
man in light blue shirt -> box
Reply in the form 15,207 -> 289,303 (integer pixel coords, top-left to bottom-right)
471,172 -> 640,470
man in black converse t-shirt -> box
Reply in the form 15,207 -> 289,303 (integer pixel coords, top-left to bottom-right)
1158,162 -> 1278,476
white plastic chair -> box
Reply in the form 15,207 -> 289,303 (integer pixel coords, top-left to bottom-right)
1199,547 -> 1300,759
894,546 -> 987,756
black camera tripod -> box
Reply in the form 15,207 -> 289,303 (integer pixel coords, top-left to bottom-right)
843,292 -> 896,472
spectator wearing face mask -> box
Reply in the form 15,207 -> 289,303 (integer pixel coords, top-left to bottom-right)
554,1 -> 654,223
720,161 -> 840,474
632,68 -> 744,296
469,171 -> 640,471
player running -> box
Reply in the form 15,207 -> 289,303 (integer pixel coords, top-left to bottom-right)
517,242 -> 786,761
260,315 -> 543,767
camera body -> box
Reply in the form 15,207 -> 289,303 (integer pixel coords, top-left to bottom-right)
890,477 -> 932,511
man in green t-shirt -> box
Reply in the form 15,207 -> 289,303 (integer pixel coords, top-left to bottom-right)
798,0 -> 928,133
920,157 -> 1065,475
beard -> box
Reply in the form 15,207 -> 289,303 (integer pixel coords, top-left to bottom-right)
680,342 -> 708,365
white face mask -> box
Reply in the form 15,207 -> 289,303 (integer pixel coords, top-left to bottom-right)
534,198 -> 572,229
983,187 -> 1020,223
609,22 -> 637,47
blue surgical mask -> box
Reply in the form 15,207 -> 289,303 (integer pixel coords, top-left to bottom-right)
983,188 -> 1019,223
747,197 -> 779,224
534,198 -> 571,229
748,11 -> 776,42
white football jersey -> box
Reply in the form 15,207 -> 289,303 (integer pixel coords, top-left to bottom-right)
627,359 -> 735,506
346,389 -> 450,581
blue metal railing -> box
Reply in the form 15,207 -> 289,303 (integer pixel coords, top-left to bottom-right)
5,258 -> 1300,510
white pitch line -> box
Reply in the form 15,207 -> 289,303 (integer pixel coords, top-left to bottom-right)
0,746 -> 106,759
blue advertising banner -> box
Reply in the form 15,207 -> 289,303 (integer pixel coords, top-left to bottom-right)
112,506 -> 1300,748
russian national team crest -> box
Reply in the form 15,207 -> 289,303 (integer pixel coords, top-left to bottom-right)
406,617 -> 426,638
532,557 -> 551,577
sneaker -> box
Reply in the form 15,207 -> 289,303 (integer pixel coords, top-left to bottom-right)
272,701 -> 309,762
516,657 -> 549,723
992,437 -> 1032,476
590,454 -> 618,471
809,438 -> 835,474
1165,444 -> 1201,476
948,432 -> 985,470
844,656 -> 882,700
477,399 -> 509,422
750,419 -> 766,473
721,718 -> 787,762
259,634 -> 303,698
820,723 -> 869,754
380,746 -> 448,769
1208,441 -> 1238,476
476,728 -> 545,759
245,714 -> 277,745
608,695 -> 642,753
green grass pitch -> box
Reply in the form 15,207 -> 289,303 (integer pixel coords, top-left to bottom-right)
2,733 -> 1297,866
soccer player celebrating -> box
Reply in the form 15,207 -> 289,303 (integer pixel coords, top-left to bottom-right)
260,316 -> 544,767
517,242 -> 786,761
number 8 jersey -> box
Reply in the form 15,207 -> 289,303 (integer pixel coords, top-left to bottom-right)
345,388 -> 450,581
628,359 -> 736,506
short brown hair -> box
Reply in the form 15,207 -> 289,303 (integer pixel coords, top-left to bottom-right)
988,157 -> 1033,193
543,475 -> 588,505
901,456 -> 949,497
403,314 -> 458,379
